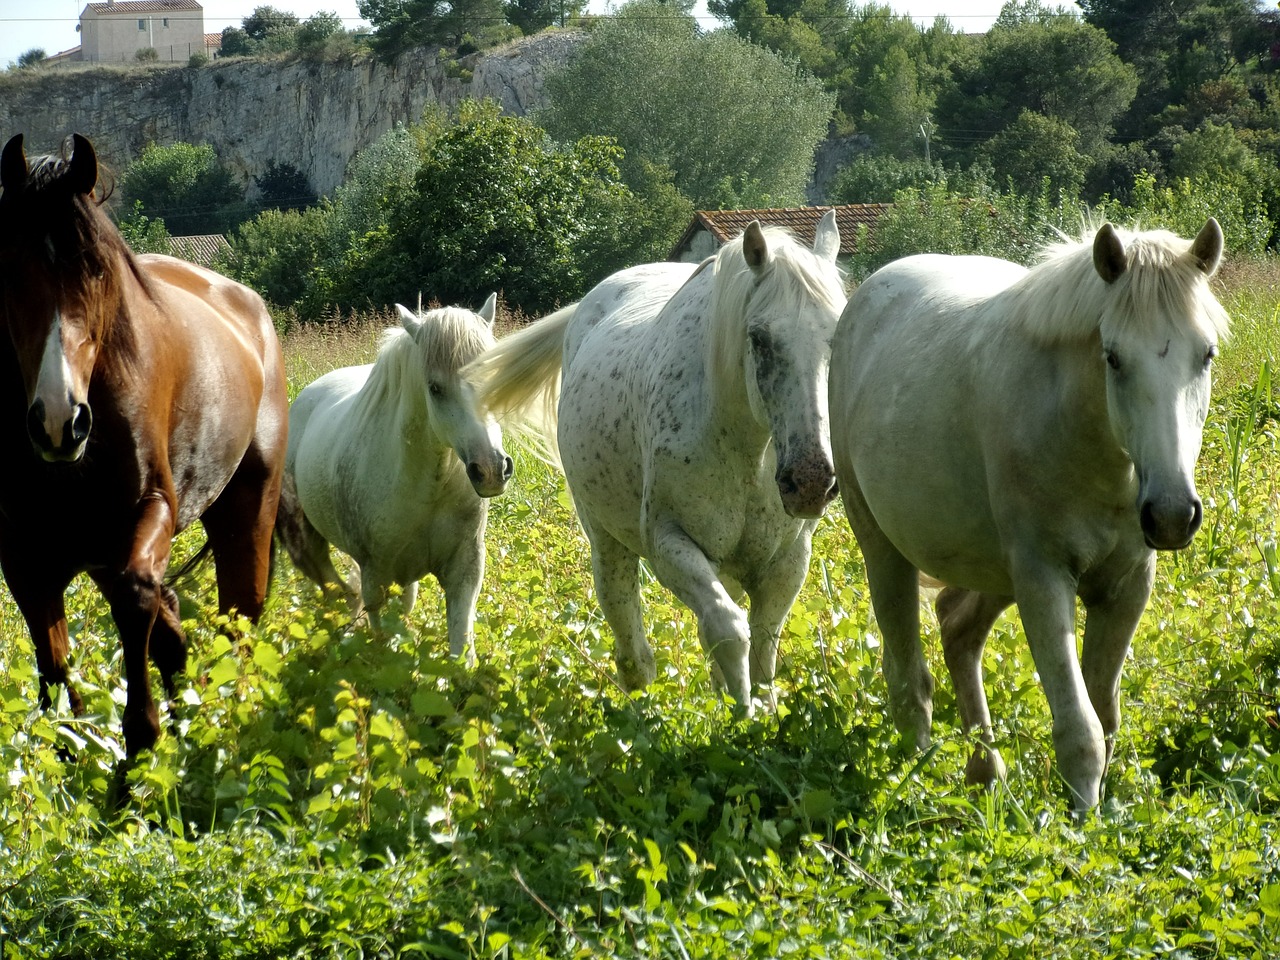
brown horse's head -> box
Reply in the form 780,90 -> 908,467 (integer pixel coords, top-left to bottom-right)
0,133 -> 128,463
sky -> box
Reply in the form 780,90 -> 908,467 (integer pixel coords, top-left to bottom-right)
0,0 -> 1005,69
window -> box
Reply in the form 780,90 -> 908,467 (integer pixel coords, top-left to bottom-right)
138,19 -> 146,30
163,18 -> 169,27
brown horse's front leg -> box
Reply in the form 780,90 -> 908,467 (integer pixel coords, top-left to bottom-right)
98,491 -> 177,757
0,537 -> 81,716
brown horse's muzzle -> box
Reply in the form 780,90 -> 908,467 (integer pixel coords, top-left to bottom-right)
27,397 -> 92,462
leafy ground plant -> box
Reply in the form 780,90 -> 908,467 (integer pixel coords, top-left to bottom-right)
2,268 -> 1280,958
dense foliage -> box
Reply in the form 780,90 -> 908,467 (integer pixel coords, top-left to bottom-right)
120,142 -> 250,237
537,0 -> 834,210
1,252 -> 1279,957
221,102 -> 656,318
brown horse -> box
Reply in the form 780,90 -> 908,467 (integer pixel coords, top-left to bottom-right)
0,133 -> 288,757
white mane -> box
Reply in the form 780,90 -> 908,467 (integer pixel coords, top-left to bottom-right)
706,226 -> 847,406
1000,224 -> 1230,346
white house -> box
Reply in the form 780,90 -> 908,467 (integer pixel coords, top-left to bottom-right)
78,0 -> 207,63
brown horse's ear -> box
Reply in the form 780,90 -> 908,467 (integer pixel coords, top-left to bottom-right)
1092,222 -> 1127,284
1,134 -> 27,191
67,133 -> 99,196
743,221 -> 771,273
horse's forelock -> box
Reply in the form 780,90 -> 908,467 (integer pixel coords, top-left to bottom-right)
707,226 -> 846,397
374,306 -> 497,396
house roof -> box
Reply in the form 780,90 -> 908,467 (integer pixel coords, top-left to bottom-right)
204,32 -> 222,48
166,234 -> 229,267
670,204 -> 892,260
84,0 -> 203,15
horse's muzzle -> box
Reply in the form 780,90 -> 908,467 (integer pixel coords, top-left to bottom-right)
468,454 -> 514,498
1140,496 -> 1202,551
27,399 -> 92,462
776,461 -> 839,519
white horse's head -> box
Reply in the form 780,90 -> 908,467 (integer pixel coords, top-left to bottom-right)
1092,218 -> 1227,550
721,211 -> 846,518
395,293 -> 513,498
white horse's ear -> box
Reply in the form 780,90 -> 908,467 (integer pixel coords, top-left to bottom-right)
743,221 -> 770,273
813,209 -> 840,263
1191,217 -> 1223,276
478,292 -> 498,328
1092,223 -> 1127,284
395,303 -> 422,335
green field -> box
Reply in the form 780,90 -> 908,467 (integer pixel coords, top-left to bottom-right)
2,267 -> 1280,958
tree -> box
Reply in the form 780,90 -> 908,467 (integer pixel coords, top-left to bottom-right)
356,100 -> 648,314
978,109 -> 1086,199
15,48 -> 46,69
116,200 -> 172,254
359,0 -> 510,58
296,11 -> 346,53
121,142 -> 250,236
1078,0 -> 1276,139
504,0 -> 585,34
537,0 -> 834,209
254,160 -> 316,212
937,8 -> 1137,167
219,27 -> 253,56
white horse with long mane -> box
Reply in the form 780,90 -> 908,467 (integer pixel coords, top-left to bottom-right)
470,214 -> 846,707
276,296 -> 513,661
830,218 -> 1228,810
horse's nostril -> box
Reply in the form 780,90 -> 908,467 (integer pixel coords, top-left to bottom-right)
70,404 -> 92,444
26,400 -> 48,448
502,455 -> 514,480
1189,498 -> 1203,534
467,461 -> 484,484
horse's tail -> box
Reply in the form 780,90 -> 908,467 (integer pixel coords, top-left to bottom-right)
465,303 -> 575,466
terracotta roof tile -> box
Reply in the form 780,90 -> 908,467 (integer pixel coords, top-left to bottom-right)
166,234 -> 229,267
670,204 -> 891,260
85,0 -> 203,15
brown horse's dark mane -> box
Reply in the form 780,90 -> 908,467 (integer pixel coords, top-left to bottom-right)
0,145 -> 153,351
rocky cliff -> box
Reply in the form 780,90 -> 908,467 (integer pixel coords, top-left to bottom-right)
0,31 -> 586,199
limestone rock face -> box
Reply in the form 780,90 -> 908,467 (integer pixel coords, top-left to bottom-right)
0,31 -> 586,199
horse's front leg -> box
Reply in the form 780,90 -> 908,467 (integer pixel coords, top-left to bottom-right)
646,517 -> 751,709
1011,554 -> 1105,812
0,542 -> 81,715
744,526 -> 817,706
583,520 -> 654,693
438,532 -> 485,666
98,492 -> 177,757
843,488 -> 934,752
1080,553 -> 1155,775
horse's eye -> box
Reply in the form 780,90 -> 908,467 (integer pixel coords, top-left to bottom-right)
428,382 -> 444,398
1204,345 -> 1217,368
1105,349 -> 1121,372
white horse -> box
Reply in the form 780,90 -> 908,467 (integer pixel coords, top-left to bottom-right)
470,214 -> 846,707
276,295 -> 513,661
830,219 -> 1229,810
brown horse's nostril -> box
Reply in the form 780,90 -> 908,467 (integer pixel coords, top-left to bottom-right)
26,399 -> 49,450
70,403 -> 92,445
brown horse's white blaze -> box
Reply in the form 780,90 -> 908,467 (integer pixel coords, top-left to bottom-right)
26,309 -> 96,461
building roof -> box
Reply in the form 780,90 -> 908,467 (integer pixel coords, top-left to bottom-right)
166,234 -> 229,267
670,204 -> 892,260
204,31 -> 222,48
84,0 -> 203,15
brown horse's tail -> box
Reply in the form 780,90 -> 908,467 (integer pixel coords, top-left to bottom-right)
166,539 -> 214,586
